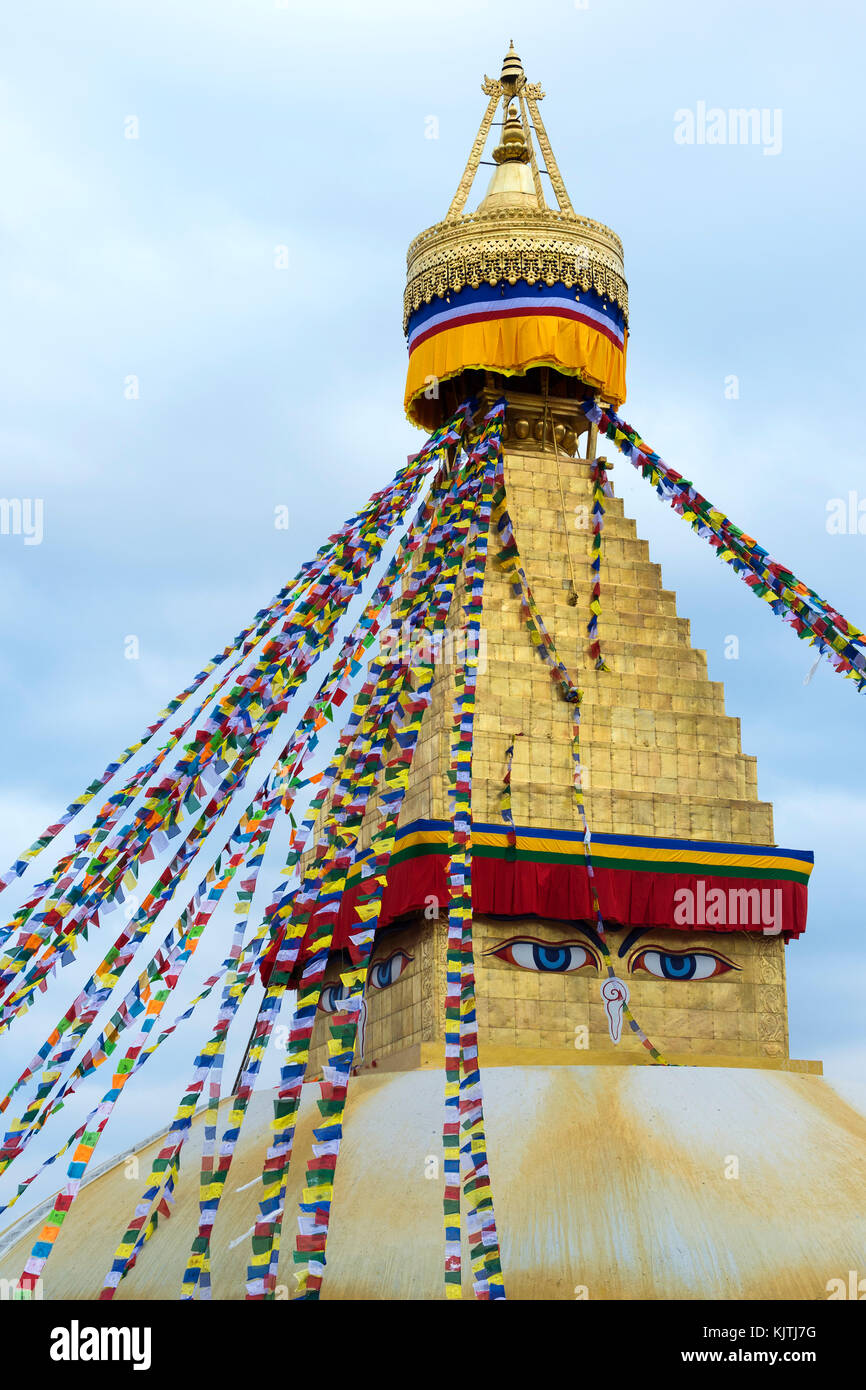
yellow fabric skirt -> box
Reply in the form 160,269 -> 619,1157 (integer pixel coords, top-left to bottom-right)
404,313 -> 628,428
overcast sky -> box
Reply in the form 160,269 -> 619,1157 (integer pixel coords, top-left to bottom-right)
0,0 -> 864,1222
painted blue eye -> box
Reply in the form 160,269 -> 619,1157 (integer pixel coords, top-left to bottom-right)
319,983 -> 347,1012
634,950 -> 732,981
531,944 -> 572,972
489,939 -> 595,973
370,961 -> 391,989
368,950 -> 412,991
660,953 -> 696,979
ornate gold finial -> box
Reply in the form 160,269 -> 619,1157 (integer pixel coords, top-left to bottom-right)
445,43 -> 580,221
500,42 -> 525,93
492,103 -> 530,164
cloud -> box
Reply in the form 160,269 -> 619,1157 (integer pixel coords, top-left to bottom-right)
0,789 -> 66,871
771,788 -> 866,869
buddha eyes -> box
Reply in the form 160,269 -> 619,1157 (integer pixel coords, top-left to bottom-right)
487,939 -> 598,974
630,950 -> 735,981
487,938 -> 738,981
318,950 -> 413,1011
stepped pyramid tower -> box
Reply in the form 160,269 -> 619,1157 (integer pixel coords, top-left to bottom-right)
2,44 -> 864,1304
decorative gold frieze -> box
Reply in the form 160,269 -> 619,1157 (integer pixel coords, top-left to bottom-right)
404,210 -> 627,331
420,925 -> 436,1041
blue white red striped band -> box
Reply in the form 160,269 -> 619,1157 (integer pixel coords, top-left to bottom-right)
406,278 -> 626,353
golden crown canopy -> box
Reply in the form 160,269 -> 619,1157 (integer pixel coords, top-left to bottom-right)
403,45 -> 629,428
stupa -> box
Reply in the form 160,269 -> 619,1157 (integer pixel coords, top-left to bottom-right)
0,44 -> 864,1303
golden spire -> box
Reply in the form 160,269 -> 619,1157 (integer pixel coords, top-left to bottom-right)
500,41 -> 524,91
443,42 -> 580,219
478,98 -> 537,212
492,103 -> 530,164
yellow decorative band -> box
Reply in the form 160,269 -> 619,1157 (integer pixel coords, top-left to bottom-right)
342,820 -> 814,888
404,314 -> 627,427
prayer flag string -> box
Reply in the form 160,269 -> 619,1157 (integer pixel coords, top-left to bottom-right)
588,456 -> 611,671
445,403 -> 506,1300
583,400 -> 866,690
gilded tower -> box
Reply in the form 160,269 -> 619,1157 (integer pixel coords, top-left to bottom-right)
301,43 -> 812,1078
